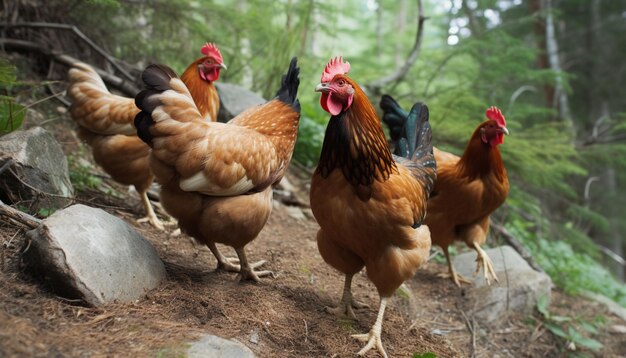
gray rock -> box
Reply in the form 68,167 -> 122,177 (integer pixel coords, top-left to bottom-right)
215,82 -> 266,123
22,204 -> 166,306
453,245 -> 552,323
0,126 -> 73,211
187,334 -> 256,358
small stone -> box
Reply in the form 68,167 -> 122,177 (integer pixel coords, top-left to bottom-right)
285,206 -> 306,221
187,334 -> 256,358
609,325 -> 626,334
249,330 -> 259,344
215,82 -> 266,123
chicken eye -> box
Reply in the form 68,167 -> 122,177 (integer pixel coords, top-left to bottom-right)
337,79 -> 345,87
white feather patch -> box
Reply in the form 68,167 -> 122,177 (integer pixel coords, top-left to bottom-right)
179,171 -> 254,196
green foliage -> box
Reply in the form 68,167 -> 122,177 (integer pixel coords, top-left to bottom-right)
412,353 -> 437,358
67,154 -> 102,192
0,97 -> 25,135
506,198 -> 626,306
0,59 -> 25,135
536,295 -> 604,353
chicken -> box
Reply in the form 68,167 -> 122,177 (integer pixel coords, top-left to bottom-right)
67,42 -> 226,229
134,58 -> 300,282
310,57 -> 436,358
381,95 -> 509,286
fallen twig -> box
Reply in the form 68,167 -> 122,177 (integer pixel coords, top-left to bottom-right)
0,22 -> 134,81
490,222 -> 544,273
459,308 -> 477,358
0,199 -> 41,229
0,38 -> 139,96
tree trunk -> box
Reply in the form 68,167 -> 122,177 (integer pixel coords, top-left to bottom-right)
529,0 -> 554,108
600,168 -> 624,281
376,1 -> 384,54
586,0 -> 601,125
237,0 -> 254,89
544,0 -> 573,125
395,0 -> 407,67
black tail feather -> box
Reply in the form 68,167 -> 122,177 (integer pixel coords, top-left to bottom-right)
380,94 -> 409,143
275,57 -> 300,113
383,95 -> 437,193
134,64 -> 179,146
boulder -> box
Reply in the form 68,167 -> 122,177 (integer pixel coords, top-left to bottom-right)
0,126 -> 73,211
215,82 -> 266,122
22,204 -> 166,306
187,335 -> 256,358
453,245 -> 552,323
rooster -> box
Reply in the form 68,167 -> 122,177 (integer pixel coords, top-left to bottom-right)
382,95 -> 509,286
310,57 -> 436,358
67,43 -> 226,229
134,58 -> 300,281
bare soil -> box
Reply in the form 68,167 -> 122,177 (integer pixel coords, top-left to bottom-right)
1,108 -> 625,358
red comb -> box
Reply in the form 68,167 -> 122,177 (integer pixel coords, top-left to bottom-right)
201,43 -> 223,63
321,56 -> 350,82
486,106 -> 506,127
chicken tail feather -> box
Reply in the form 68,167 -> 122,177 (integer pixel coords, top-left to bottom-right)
386,97 -> 437,194
134,64 -> 181,147
274,57 -> 301,113
380,94 -> 409,144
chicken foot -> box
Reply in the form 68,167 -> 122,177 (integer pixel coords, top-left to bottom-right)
326,274 -> 369,320
352,297 -> 389,358
437,246 -> 472,287
136,191 -> 165,230
206,242 -> 241,272
234,248 -> 273,282
472,242 -> 499,285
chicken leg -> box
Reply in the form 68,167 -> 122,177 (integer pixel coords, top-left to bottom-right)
136,191 -> 165,230
206,242 -> 242,272
352,297 -> 389,358
472,242 -> 499,285
234,247 -> 273,282
327,273 -> 369,319
437,246 -> 471,287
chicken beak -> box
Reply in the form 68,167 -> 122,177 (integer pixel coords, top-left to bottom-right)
501,126 -> 510,135
219,63 -> 227,70
315,83 -> 330,93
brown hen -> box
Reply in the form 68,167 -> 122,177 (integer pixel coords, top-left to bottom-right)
134,58 -> 300,281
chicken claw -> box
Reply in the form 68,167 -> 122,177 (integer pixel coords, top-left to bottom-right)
136,214 -> 164,230
439,246 -> 472,287
473,243 -> 499,285
351,297 -> 389,358
235,248 -> 274,282
137,191 -> 165,230
437,271 -> 472,287
326,274 -> 367,319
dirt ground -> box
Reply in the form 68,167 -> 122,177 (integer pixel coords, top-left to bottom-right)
1,109 -> 626,357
